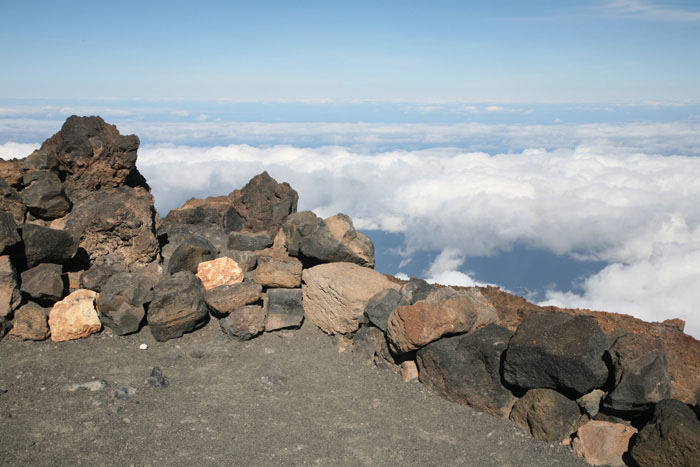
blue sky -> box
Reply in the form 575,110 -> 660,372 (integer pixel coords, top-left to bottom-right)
2,0 -> 700,102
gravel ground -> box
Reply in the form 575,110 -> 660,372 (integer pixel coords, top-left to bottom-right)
0,319 -> 589,467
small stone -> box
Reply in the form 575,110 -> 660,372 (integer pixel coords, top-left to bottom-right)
139,344 -> 148,350
259,360 -> 287,388
572,420 -> 638,466
112,386 -> 137,401
48,289 -> 101,342
577,389 -> 606,418
195,257 -> 244,291
60,380 -> 107,392
146,366 -> 168,389
400,360 -> 418,382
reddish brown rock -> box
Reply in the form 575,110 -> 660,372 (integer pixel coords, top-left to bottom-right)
9,303 -> 50,341
196,257 -> 244,291
572,420 -> 637,466
254,255 -> 302,288
228,171 -> 298,233
205,282 -> 263,317
48,289 -> 101,342
387,289 -> 498,354
302,262 -> 401,335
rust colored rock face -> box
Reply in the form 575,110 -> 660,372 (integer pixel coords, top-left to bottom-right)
48,289 -> 101,342
228,171 -> 298,233
572,421 -> 637,466
196,257 -> 244,291
9,303 -> 50,341
387,289 -> 498,354
302,262 -> 400,335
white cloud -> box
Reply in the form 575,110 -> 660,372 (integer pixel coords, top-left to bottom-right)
0,142 -> 39,160
606,0 -> 700,21
424,249 -> 489,288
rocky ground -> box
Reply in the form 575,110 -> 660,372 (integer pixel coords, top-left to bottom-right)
0,318 -> 588,467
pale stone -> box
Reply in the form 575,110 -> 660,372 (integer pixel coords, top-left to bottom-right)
255,255 -> 302,288
572,420 -> 637,466
196,257 -> 244,291
48,289 -> 101,342
400,360 -> 419,382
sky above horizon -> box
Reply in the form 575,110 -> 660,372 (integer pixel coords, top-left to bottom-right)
2,0 -> 700,103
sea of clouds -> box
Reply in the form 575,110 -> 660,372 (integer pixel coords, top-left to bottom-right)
1,113 -> 699,338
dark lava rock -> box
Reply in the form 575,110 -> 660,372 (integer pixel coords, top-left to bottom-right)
220,305 -> 265,341
603,333 -> 671,416
0,212 -> 21,254
0,176 -> 27,225
205,282 -> 263,317
79,264 -> 123,293
629,398 -> 700,467
352,325 -> 388,363
364,288 -> 403,333
265,288 -> 304,331
228,171 -> 298,233
0,316 -> 11,342
228,231 -> 273,251
20,263 -> 64,303
8,302 -> 50,341
20,170 -> 71,219
509,388 -> 583,442
167,235 -> 217,274
400,277 -> 433,305
416,324 -> 517,418
298,213 -> 375,267
146,367 -> 169,389
502,311 -> 609,397
0,255 -> 21,318
97,272 -> 155,335
227,250 -> 257,272
147,271 -> 209,342
282,210 -> 323,256
21,223 -> 78,268
112,386 -> 137,401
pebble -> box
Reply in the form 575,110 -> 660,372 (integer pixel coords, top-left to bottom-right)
139,344 -> 148,350
146,366 -> 168,389
112,386 -> 137,401
60,380 -> 107,392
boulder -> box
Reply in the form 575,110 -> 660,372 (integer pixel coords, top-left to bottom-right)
220,305 -> 266,341
65,186 -> 159,269
8,302 -> 50,341
228,171 -> 298,233
0,211 -> 21,253
164,197 -> 233,229
299,213 -> 375,267
205,282 -> 263,317
416,324 -> 517,418
167,235 -> 217,275
21,223 -> 78,268
302,262 -> 401,335
400,277 -> 434,305
228,231 -> 273,251
195,257 -> 244,291
509,388 -> 583,442
0,176 -> 27,225
0,255 -> 21,318
157,221 -> 230,267
572,420 -> 637,466
96,272 -> 154,335
20,263 -> 65,303
629,398 -> 700,467
282,211 -> 323,256
20,170 -> 71,219
148,271 -> 209,342
48,289 -> 101,342
254,255 -> 302,288
79,264 -> 123,293
603,333 -> 671,415
227,250 -> 257,272
264,288 -> 304,331
364,288 -> 403,332
502,311 -> 609,397
387,289 -> 498,354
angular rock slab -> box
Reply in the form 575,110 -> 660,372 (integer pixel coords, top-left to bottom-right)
148,271 -> 209,342
167,235 -> 217,275
603,333 -> 671,415
9,302 -> 50,341
220,305 -> 266,341
0,255 -> 21,318
97,272 -> 154,335
21,223 -> 78,268
227,231 -> 273,251
48,289 -> 101,342
205,282 -> 263,317
196,257 -> 244,291
254,255 -> 302,288
20,171 -> 71,219
509,388 -> 583,442
629,398 -> 700,467
502,311 -> 609,396
416,324 -> 517,418
265,288 -> 304,331
387,289 -> 498,354
302,262 -> 400,335
20,263 -> 65,303
299,213 -> 375,267
572,420 -> 637,466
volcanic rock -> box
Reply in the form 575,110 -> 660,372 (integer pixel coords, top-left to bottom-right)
416,324 -> 517,418
0,212 -> 21,253
299,213 -> 375,267
387,289 -> 498,354
79,264 -> 124,293
220,305 -> 265,341
400,277 -> 434,305
205,282 -> 262,317
228,171 -> 298,233
9,302 -> 50,341
21,223 -> 78,268
254,254 -> 302,288
195,257 -> 244,290
167,235 -> 217,274
48,289 -> 101,342
352,325 -> 388,363
97,272 -> 154,335
629,398 -> 700,467
364,288 -> 403,332
0,176 -> 27,224
147,271 -> 209,342
227,250 -> 257,272
264,288 -> 304,331
20,170 -> 71,219
0,255 -> 20,318
509,388 -> 583,442
572,420 -> 637,466
577,389 -> 605,418
302,262 -> 400,335
20,263 -> 65,303
502,311 -> 609,397
282,210 -> 323,256
228,231 -> 273,251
